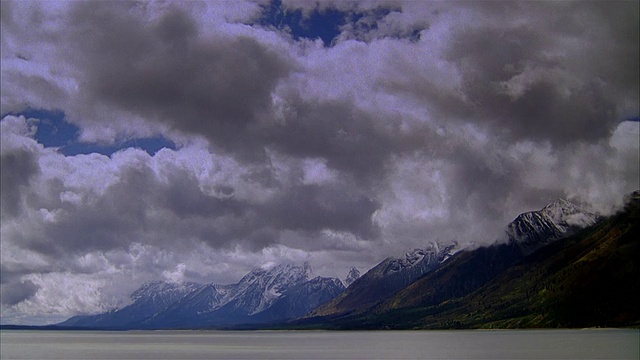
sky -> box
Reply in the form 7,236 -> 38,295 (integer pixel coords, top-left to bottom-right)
0,0 -> 638,325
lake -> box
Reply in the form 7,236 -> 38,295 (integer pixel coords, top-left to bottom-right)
1,329 -> 638,359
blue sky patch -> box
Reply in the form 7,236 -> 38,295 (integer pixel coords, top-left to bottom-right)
3,108 -> 176,156
10,108 -> 78,148
257,1 -> 420,45
259,0 -> 346,46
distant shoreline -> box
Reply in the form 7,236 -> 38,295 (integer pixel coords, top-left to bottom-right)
2,324 -> 638,332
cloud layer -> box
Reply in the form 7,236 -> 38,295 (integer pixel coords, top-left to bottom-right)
1,0 -> 638,324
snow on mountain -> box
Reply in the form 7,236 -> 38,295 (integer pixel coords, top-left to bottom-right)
151,283 -> 235,319
58,261 -> 344,329
58,280 -> 202,328
130,280 -> 202,304
309,241 -> 459,317
382,242 -> 458,277
251,276 -> 345,323
506,198 -> 599,254
343,267 -> 361,287
227,262 -> 313,315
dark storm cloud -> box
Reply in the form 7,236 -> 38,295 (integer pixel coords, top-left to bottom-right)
521,1 -> 640,96
441,1 -> 639,145
23,161 -> 243,255
67,2 -> 291,159
268,97 -> 432,182
270,99 -> 394,179
0,149 -> 40,219
0,280 -> 38,306
263,183 -> 380,238
448,26 -> 617,144
10,148 -> 380,258
589,2 -> 640,95
444,146 -> 519,220
157,167 -> 242,219
0,263 -> 48,287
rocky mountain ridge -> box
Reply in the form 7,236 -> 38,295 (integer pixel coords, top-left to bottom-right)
506,198 -> 598,254
60,281 -> 202,328
59,262 -> 344,329
343,267 -> 360,287
308,241 -> 459,318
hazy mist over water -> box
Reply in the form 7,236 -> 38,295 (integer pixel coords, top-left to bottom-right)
1,329 -> 638,359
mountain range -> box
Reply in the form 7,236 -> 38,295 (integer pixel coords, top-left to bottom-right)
298,193 -> 638,329
308,242 -> 459,319
54,193 -> 638,330
60,263 -> 346,329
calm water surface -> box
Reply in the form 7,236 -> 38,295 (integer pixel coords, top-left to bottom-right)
1,329 -> 638,360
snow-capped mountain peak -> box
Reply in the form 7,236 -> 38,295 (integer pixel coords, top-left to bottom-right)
343,267 -> 361,287
239,262 -> 312,287
383,242 -> 458,275
541,198 -> 597,229
224,262 -> 314,315
87,261 -> 345,328
130,280 -> 201,302
507,198 -> 598,254
404,249 -> 427,266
